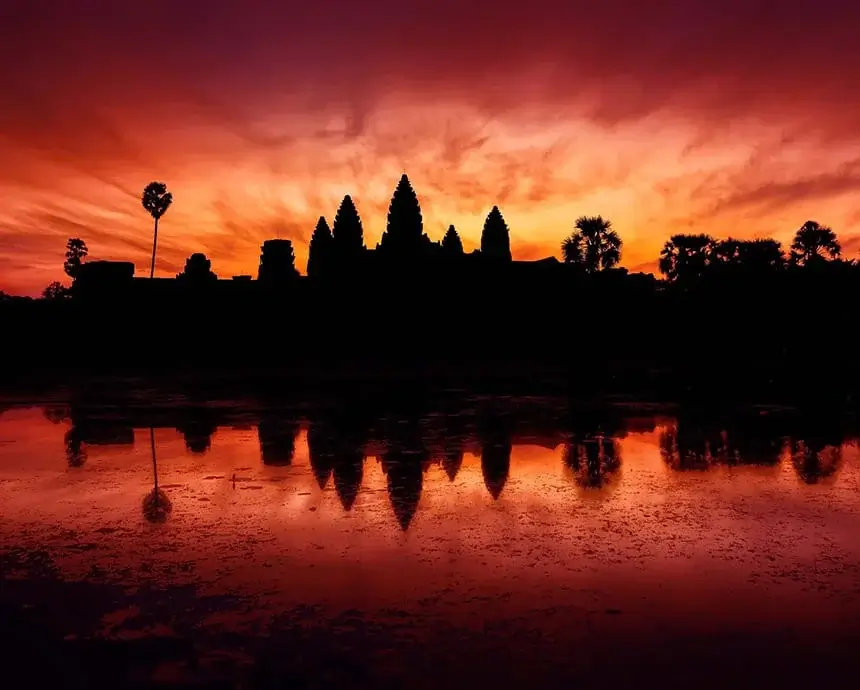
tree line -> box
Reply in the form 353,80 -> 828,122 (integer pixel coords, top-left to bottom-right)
10,173 -> 855,302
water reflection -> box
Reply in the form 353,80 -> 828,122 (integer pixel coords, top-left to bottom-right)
258,412 -> 299,466
4,397 -> 860,690
64,425 -> 87,468
61,407 -> 135,468
379,418 -> 431,530
478,415 -> 512,500
176,408 -> 218,455
1,400 -> 858,532
657,410 -> 851,485
789,419 -> 846,484
660,412 -> 787,471
563,410 -> 626,491
142,426 -> 172,523
308,408 -> 369,511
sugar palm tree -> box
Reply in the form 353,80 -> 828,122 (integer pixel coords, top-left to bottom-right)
790,221 -> 841,265
561,216 -> 622,273
141,182 -> 174,279
658,233 -> 717,283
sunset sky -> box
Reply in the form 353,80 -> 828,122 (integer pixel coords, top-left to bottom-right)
1,0 -> 859,295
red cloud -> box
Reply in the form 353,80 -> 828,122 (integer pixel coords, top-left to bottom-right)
2,1 -> 859,294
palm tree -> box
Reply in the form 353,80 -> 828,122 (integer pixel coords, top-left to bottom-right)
658,233 -> 717,283
790,221 -> 841,265
712,238 -> 742,266
738,238 -> 786,272
561,216 -> 621,273
713,238 -> 785,274
141,182 -> 174,279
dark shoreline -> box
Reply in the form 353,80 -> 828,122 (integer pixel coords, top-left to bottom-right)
1,362 -> 857,418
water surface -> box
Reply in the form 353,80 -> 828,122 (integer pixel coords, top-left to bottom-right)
2,397 -> 859,688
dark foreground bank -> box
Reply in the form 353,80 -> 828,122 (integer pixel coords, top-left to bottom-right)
4,261 -> 859,406
2,361 -> 859,412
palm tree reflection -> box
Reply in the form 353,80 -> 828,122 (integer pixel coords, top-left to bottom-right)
790,428 -> 844,485
563,434 -> 621,490
563,410 -> 623,492
142,427 -> 172,523
659,419 -> 720,471
65,425 -> 86,468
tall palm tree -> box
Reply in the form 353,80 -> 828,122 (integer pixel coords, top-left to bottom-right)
141,182 -> 174,279
790,221 -> 841,265
561,216 -> 622,273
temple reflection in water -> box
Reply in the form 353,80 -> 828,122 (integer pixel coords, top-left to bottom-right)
35,398 -> 858,530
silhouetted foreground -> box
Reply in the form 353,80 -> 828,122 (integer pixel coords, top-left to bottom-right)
5,175 -> 858,405
3,260 -> 859,405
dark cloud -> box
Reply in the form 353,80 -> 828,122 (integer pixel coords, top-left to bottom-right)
2,1 -> 859,136
707,161 -> 860,216
2,0 -> 860,293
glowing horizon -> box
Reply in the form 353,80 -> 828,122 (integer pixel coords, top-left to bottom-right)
2,0 -> 859,296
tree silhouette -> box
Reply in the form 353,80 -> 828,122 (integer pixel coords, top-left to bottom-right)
561,216 -> 621,273
738,238 -> 786,272
177,253 -> 217,283
481,206 -> 512,261
378,174 -> 429,259
307,216 -> 333,278
141,182 -> 173,279
331,195 -> 365,266
710,238 -> 786,275
790,221 -> 841,265
712,238 -> 742,266
441,225 -> 464,256
63,238 -> 88,279
42,282 -> 69,301
659,233 -> 717,283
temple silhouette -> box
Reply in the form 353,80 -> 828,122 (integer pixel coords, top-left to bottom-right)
2,174 -> 859,403
51,396 -> 856,530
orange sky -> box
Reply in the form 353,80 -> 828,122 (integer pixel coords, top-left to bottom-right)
1,1 -> 859,295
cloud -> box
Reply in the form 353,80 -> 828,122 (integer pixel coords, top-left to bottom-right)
1,0 -> 860,294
